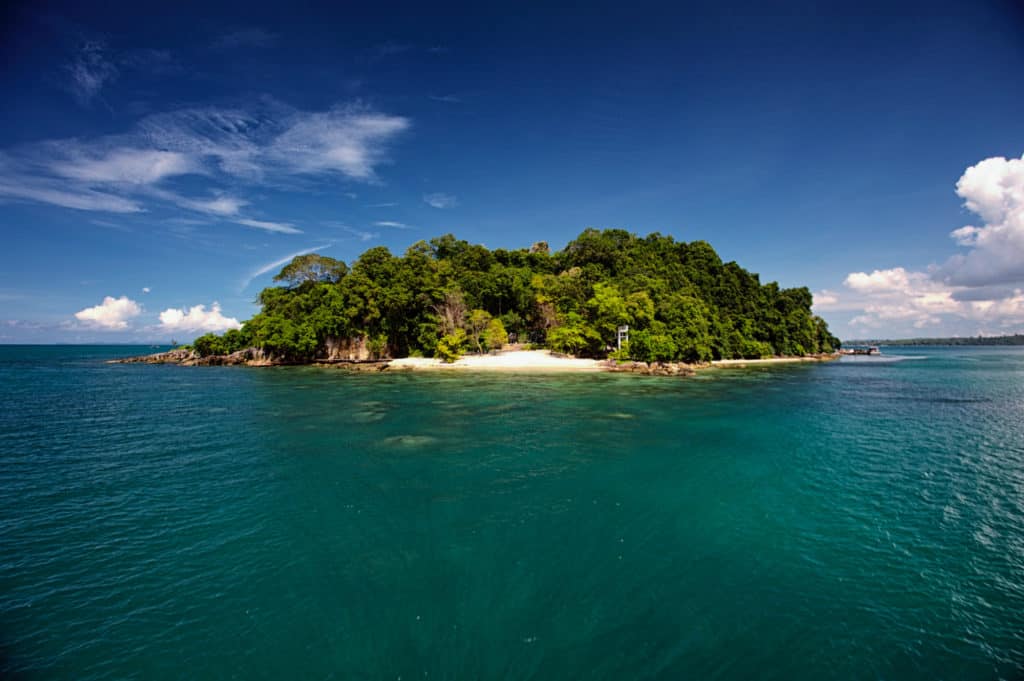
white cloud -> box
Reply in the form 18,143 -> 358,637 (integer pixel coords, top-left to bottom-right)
186,195 -> 246,216
74,295 -> 142,329
935,154 -> 1024,288
52,148 -> 196,185
845,267 -> 915,294
342,226 -> 378,242
812,290 -> 839,308
373,220 -> 410,229
0,178 -> 142,213
158,302 -> 241,332
821,153 -> 1024,338
841,268 -> 959,328
0,100 -> 409,226
138,107 -> 265,179
234,218 -> 302,234
423,192 -> 458,209
825,268 -> 1024,337
142,287 -> 151,293
268,106 -> 410,181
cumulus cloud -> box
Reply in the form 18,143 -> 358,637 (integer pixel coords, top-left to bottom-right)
935,154 -> 1024,288
821,154 -> 1024,338
841,268 -> 959,329
74,295 -> 142,329
0,100 -> 409,229
423,192 -> 458,208
142,287 -> 151,293
812,290 -> 839,308
826,265 -> 1024,335
158,303 -> 240,332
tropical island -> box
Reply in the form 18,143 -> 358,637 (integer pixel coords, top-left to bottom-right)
122,229 -> 840,372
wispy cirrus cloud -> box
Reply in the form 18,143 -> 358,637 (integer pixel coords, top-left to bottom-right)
373,220 -> 412,229
423,192 -> 457,209
62,40 -> 181,106
0,100 -> 410,234
65,40 -> 118,105
344,227 -> 379,242
0,175 -> 142,213
136,101 -> 410,183
179,195 -> 246,216
234,218 -> 301,234
266,107 -> 410,181
53,147 -> 196,184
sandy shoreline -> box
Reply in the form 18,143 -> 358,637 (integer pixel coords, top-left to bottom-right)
386,350 -> 837,372
710,355 -> 837,367
389,349 -> 603,372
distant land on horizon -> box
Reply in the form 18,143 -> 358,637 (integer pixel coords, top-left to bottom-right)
844,334 -> 1024,346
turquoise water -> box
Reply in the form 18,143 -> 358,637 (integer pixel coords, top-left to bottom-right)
2,346 -> 1023,679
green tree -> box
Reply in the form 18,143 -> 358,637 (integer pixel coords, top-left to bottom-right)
435,328 -> 467,363
546,313 -> 601,356
587,282 -> 630,343
273,254 -> 348,287
483,318 -> 509,350
466,309 -> 492,353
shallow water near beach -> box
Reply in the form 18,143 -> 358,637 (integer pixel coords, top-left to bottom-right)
2,345 -> 1024,679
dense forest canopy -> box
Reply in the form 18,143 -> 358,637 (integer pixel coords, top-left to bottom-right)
191,229 -> 840,362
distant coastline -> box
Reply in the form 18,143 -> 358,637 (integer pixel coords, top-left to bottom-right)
844,334 -> 1024,347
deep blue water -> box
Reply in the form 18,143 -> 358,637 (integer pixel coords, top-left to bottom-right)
1,345 -> 1023,679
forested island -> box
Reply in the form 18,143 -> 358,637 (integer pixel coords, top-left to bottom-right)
847,334 -> 1024,346
173,229 -> 839,366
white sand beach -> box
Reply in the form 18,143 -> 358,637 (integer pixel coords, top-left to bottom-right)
389,349 -> 603,372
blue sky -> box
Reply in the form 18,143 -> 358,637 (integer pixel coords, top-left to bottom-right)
1,0 -> 1022,342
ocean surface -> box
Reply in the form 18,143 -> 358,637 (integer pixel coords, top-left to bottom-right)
2,345 -> 1023,680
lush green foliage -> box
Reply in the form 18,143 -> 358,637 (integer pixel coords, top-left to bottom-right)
195,230 -> 840,361
273,254 -> 348,287
435,329 -> 468,363
192,328 -> 249,357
